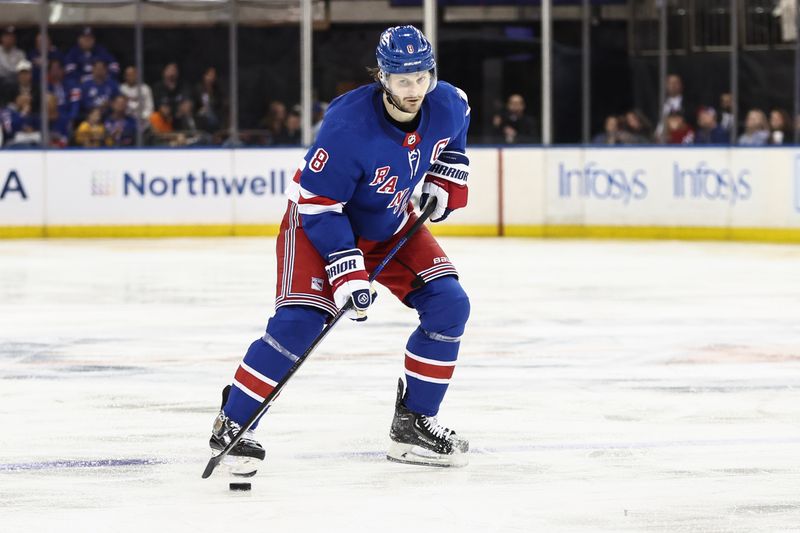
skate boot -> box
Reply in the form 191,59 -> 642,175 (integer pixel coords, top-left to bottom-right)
209,385 -> 266,477
387,378 -> 469,467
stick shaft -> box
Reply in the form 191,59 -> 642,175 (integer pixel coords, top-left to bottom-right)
202,199 -> 438,478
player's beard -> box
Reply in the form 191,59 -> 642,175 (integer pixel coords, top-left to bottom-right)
400,97 -> 422,113
389,94 -> 422,115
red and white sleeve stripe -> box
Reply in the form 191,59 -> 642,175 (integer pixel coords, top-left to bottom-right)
297,185 -> 344,216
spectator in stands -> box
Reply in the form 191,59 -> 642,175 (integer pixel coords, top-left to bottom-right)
656,74 -> 693,142
694,107 -> 728,145
47,59 -> 77,125
1,92 -> 39,147
664,111 -> 694,144
257,99 -> 287,145
174,98 -> 210,145
64,27 -> 120,85
718,92 -> 734,132
174,98 -> 196,130
1,93 -> 16,143
78,59 -> 119,118
148,97 -> 176,145
619,109 -> 653,144
194,66 -> 224,134
773,0 -> 798,42
119,66 -> 153,122
104,94 -> 136,147
768,108 -> 792,145
738,109 -> 770,146
28,32 -> 64,82
6,59 -> 40,112
591,115 -> 623,145
152,62 -> 190,116
46,93 -> 70,148
492,93 -> 537,144
149,97 -> 173,132
275,108 -> 301,145
0,26 -> 24,86
74,106 -> 106,147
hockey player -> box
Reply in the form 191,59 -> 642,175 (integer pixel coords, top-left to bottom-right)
209,25 -> 472,471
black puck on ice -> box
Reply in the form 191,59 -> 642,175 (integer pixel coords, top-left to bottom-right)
229,482 -> 251,491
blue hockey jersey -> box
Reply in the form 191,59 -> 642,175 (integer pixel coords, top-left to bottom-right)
77,77 -> 120,116
290,81 -> 470,261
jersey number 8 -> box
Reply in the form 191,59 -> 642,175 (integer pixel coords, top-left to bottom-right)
309,148 -> 329,173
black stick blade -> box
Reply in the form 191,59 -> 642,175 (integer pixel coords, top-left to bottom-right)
202,456 -> 221,479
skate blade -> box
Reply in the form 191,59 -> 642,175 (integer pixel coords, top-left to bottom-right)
386,441 -> 468,468
211,450 -> 261,477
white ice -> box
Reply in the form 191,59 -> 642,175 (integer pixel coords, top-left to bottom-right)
1,236 -> 800,533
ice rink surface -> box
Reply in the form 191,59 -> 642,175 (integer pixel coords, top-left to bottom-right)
1,235 -> 800,532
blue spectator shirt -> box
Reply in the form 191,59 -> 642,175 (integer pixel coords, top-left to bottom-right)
49,116 -> 71,146
78,77 -> 120,115
48,80 -> 79,121
64,45 -> 120,84
28,46 -> 65,81
104,114 -> 137,146
1,106 -> 38,144
695,126 -> 730,145
738,130 -> 770,146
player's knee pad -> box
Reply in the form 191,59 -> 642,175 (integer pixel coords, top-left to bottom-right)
408,276 -> 470,337
264,305 -> 327,359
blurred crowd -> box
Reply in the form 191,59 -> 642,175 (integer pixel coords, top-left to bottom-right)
0,25 -> 321,148
491,79 -> 796,147
590,74 -> 794,146
1,24 -> 796,149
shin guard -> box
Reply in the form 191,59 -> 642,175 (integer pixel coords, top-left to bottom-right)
223,306 -> 327,427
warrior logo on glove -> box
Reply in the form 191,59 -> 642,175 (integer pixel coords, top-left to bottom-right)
325,248 -> 376,321
420,150 -> 470,223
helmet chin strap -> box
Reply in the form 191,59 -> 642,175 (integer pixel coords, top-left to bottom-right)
386,92 -> 406,113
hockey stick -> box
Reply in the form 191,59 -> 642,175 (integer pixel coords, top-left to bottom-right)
202,197 -> 438,479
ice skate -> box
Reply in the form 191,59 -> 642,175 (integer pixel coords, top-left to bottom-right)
209,385 -> 265,477
387,378 -> 469,467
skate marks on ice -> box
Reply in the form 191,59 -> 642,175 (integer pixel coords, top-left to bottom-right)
0,457 -> 169,472
2,429 -> 799,472
1,238 -> 800,532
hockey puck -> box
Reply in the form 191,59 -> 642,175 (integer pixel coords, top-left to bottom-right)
229,482 -> 251,491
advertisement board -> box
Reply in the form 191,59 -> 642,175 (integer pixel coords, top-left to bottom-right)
502,147 -> 800,239
0,152 -> 45,231
231,149 -> 302,227
1,146 -> 800,242
500,148 -> 545,229
44,149 -> 300,228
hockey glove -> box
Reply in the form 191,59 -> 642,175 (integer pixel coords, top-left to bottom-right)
420,150 -> 470,223
325,248 -> 375,321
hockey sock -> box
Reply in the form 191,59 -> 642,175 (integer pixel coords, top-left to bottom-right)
403,276 -> 470,416
223,305 -> 327,427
